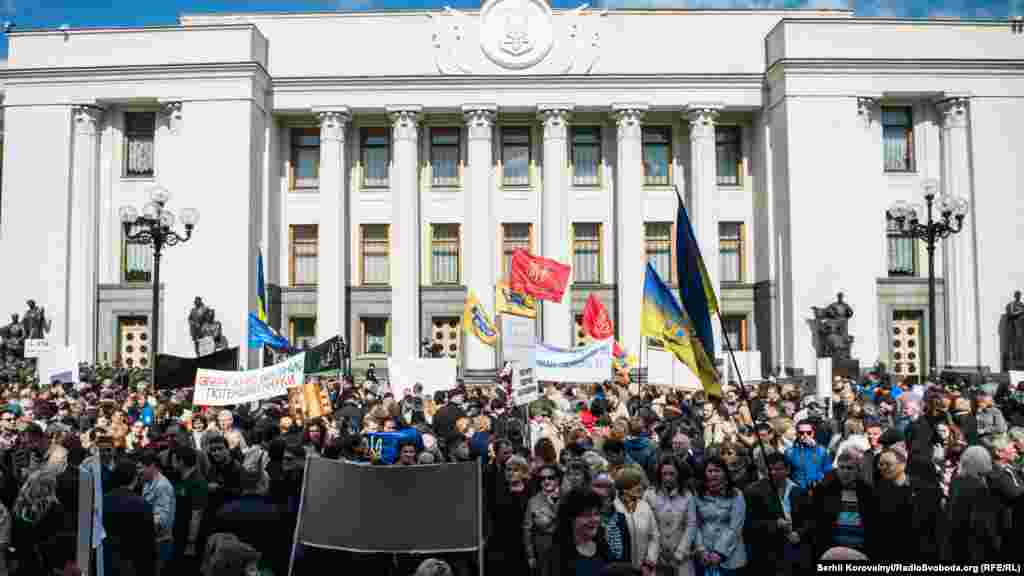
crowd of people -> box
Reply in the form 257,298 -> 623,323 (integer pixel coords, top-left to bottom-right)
1,357 -> 1023,576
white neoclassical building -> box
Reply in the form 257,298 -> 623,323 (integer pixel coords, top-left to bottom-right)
1,3 -> 1023,382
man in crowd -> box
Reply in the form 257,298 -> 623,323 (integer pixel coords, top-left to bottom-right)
786,419 -> 832,491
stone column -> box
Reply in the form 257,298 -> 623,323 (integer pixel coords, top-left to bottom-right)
538,105 -> 573,348
613,104 -> 647,359
314,108 -> 351,345
938,97 -> 981,370
461,105 -> 498,375
68,105 -> 103,359
687,105 -> 723,357
388,106 -> 423,362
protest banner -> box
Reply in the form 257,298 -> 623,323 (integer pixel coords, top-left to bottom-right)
510,361 -> 540,406
156,347 -> 239,390
291,458 -> 482,573
194,352 -> 305,406
500,314 -> 535,368
533,338 -> 613,383
387,357 -> 457,399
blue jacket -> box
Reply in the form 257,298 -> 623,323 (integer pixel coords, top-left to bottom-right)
785,443 -> 832,490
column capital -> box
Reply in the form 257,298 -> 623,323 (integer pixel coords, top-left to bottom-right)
856,96 -> 879,129
72,105 -> 103,136
158,100 -> 184,134
538,106 -> 572,141
936,96 -> 970,129
316,108 -> 351,142
612,104 -> 647,141
686,104 -> 723,139
462,105 -> 496,141
387,105 -> 423,142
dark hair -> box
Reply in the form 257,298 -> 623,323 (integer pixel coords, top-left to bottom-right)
173,445 -> 197,468
603,438 -> 625,454
796,419 -> 816,430
554,488 -> 605,571
538,463 -> 561,480
764,452 -> 788,470
398,438 -> 418,452
110,459 -> 140,490
534,437 -> 557,464
653,455 -> 691,492
697,456 -> 737,497
138,449 -> 160,468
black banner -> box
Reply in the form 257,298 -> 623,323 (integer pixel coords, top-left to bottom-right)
155,347 -> 239,390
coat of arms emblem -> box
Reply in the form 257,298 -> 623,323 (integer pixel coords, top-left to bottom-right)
500,5 -> 533,56
478,0 -> 553,70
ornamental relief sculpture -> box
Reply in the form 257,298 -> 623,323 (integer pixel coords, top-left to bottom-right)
429,0 -> 608,75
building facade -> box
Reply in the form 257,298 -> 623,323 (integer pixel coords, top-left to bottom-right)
1,4 -> 1023,381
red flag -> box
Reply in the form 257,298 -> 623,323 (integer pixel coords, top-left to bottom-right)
582,294 -> 625,358
509,249 -> 571,303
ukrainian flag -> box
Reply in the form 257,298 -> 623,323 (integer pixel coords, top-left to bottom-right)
642,263 -> 721,397
256,248 -> 269,324
675,188 -> 719,359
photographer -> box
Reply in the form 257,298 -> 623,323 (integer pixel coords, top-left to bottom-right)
785,419 -> 832,493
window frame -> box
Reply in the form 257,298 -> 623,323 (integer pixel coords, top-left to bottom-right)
289,127 -> 321,192
289,224 -> 319,287
572,222 -> 603,285
360,126 -> 391,189
644,221 -> 675,285
501,223 -> 534,278
430,223 -> 462,285
123,110 -> 157,179
718,221 -> 745,284
886,216 -> 918,277
641,126 -> 672,187
881,106 -> 915,173
361,316 -> 391,356
430,126 -> 461,188
289,316 -> 318,350
122,223 -> 153,284
571,125 -> 603,187
715,125 -> 743,187
721,315 -> 749,351
501,125 -> 532,188
360,223 -> 391,286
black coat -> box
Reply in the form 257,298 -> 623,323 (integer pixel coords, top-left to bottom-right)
103,488 -> 156,576
744,478 -> 812,573
947,475 -> 1003,562
986,465 -> 1024,560
864,481 -> 916,562
209,495 -> 289,576
905,416 -> 941,490
485,483 -> 530,574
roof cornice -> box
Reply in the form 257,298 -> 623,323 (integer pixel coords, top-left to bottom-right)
0,61 -> 270,83
766,58 -> 1024,77
271,73 -> 765,91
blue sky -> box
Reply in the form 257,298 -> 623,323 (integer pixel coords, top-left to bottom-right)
0,0 -> 1018,58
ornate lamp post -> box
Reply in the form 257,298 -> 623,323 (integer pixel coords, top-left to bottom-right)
887,178 -> 968,379
119,185 -> 199,385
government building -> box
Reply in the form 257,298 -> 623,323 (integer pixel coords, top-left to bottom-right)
1,3 -> 1023,383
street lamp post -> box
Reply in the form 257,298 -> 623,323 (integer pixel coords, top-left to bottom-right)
887,178 -> 968,379
119,185 -> 199,386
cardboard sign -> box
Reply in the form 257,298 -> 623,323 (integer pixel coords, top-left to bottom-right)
193,353 -> 305,406
387,357 -> 457,399
24,338 -> 52,358
511,361 -> 540,406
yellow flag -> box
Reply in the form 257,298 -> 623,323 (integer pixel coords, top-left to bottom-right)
495,282 -> 537,319
463,290 -> 499,347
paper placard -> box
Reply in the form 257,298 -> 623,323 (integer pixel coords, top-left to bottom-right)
197,337 -> 215,357
24,339 -> 52,358
388,357 -> 458,399
193,352 -> 305,406
511,361 -> 540,406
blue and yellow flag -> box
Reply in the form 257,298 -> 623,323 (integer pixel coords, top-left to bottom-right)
464,290 -> 498,347
256,248 -> 269,324
675,189 -> 719,360
642,263 -> 720,397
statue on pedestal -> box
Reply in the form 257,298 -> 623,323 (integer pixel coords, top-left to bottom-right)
0,314 -> 26,358
22,300 -> 50,340
189,297 -> 229,356
1003,291 -> 1024,371
811,292 -> 855,360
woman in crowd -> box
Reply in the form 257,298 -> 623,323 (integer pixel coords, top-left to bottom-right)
592,471 -> 631,565
645,456 -> 696,576
866,444 -> 914,562
750,421 -> 786,479
715,441 -> 755,492
303,417 -> 328,456
126,419 -> 149,453
486,455 -> 531,574
12,468 -> 67,574
615,466 -> 659,575
693,457 -> 746,576
947,445 -> 1002,562
542,487 -> 610,576
524,463 -> 561,574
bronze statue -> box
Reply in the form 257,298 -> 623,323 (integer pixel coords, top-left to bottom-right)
22,300 -> 50,340
0,314 -> 26,358
811,293 -> 855,360
1004,291 -> 1024,371
190,297 -> 229,355
201,309 -> 229,351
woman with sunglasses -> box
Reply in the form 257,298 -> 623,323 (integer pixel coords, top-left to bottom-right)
524,464 -> 561,574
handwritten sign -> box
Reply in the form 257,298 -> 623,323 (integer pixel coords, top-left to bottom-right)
24,339 -> 52,358
193,352 -> 305,406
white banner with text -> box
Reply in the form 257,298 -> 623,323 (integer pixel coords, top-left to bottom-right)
193,353 -> 305,406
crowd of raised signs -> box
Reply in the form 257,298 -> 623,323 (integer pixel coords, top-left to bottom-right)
2,360 -> 1024,576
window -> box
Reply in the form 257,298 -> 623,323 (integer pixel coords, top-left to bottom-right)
291,128 -> 320,190
502,223 -> 532,277
887,217 -> 917,276
122,223 -> 153,283
721,315 -> 748,351
431,223 -> 461,284
642,126 -> 671,186
716,126 -> 742,186
361,224 -> 390,285
362,317 -> 389,355
431,317 -> 461,361
290,225 -> 318,286
431,127 -> 460,186
882,107 -> 914,172
572,126 -> 601,186
719,222 -> 744,283
573,223 -> 602,284
361,127 -> 390,187
290,317 -> 317,350
645,222 -> 673,283
502,126 -> 531,186
124,111 -> 156,178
